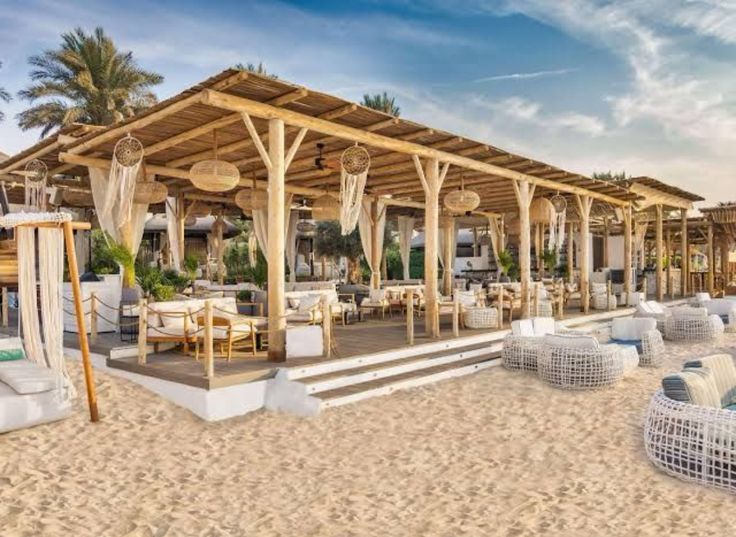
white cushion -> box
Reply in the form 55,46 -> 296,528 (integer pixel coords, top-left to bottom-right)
455,290 -> 477,307
511,319 -> 534,337
543,334 -> 600,349
647,301 -> 666,315
286,326 -> 323,358
149,301 -> 194,330
695,292 -> 711,304
297,294 -> 322,313
288,297 -> 301,309
671,306 -> 707,320
0,360 -> 59,395
369,289 -> 386,302
147,326 -> 198,338
532,317 -> 556,337
591,282 -> 608,295
636,302 -> 653,315
605,344 -> 640,375
611,317 -> 657,340
0,337 -> 24,351
210,297 -> 238,316
704,299 -> 736,316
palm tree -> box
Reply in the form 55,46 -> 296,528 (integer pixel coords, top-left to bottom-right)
17,27 -> 163,137
362,92 -> 400,116
234,62 -> 277,79
0,62 -> 10,123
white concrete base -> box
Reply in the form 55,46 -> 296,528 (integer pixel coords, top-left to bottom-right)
264,368 -> 321,417
65,349 -> 267,422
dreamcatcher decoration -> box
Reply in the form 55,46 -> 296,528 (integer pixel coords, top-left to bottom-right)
101,134 -> 143,226
24,159 -> 48,211
339,144 -> 370,235
549,193 -> 567,258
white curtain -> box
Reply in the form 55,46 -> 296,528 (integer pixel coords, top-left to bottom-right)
397,216 -> 414,281
488,216 -> 502,273
17,227 -> 43,366
634,220 -> 649,269
358,199 -> 387,288
252,193 -> 294,260
286,209 -> 299,282
165,196 -> 182,271
247,232 -> 258,267
74,229 -> 90,273
88,166 -> 150,257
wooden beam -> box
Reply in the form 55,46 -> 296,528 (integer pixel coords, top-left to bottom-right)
267,118 -> 287,361
144,114 -> 242,156
513,179 -> 533,318
421,157 -> 440,338
200,89 -> 629,206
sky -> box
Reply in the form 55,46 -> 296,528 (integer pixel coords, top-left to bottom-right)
0,0 -> 734,205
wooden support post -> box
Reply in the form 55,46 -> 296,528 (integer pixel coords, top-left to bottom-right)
1,287 -> 7,328
370,200 -> 382,290
513,179 -> 535,318
442,218 -> 454,296
603,216 -> 610,268
89,292 -> 98,344
532,283 -> 539,317
176,195 -> 186,264
62,221 -> 99,422
406,289 -> 414,345
707,223 -> 715,295
204,299 -> 214,379
575,194 -> 592,313
623,204 -> 632,297
137,298 -> 147,365
452,294 -> 460,337
557,280 -> 564,319
497,286 -> 504,327
267,118 -> 287,361
721,237 -> 730,293
566,222 -> 575,284
666,229 -> 672,298
655,204 -> 664,302
416,156 -> 444,338
681,209 -> 688,297
321,298 -> 332,358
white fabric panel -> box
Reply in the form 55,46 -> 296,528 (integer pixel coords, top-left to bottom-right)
358,199 -> 386,288
165,196 -> 182,271
252,193 -> 294,260
397,216 -> 414,281
89,167 -> 119,241
0,360 -> 58,395
17,227 -> 44,366
511,319 -> 534,337
286,210 -> 299,283
532,317 -> 556,336
488,216 -> 502,273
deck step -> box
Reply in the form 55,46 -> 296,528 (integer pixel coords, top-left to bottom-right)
301,343 -> 499,395
317,354 -> 500,409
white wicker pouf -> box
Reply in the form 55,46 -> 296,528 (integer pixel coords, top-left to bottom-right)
463,307 -> 498,329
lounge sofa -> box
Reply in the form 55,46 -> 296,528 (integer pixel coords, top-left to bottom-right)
644,354 -> 736,494
702,299 -> 736,332
591,282 -> 617,311
502,317 -> 557,371
635,300 -> 670,331
609,317 -> 665,367
663,306 -> 724,341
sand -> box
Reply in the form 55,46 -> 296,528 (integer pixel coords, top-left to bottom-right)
2,335 -> 736,537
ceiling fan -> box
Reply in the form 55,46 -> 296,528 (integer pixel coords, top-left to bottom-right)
313,143 -> 340,171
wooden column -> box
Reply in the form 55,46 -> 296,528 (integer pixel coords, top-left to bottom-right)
370,200 -> 381,290
415,156 -> 447,338
655,204 -> 663,302
602,216 -> 610,268
623,204 -> 633,296
721,237 -> 730,292
513,179 -> 535,318
707,223 -> 715,295
203,299 -> 214,378
176,195 -> 186,263
566,221 -> 574,284
680,209 -> 688,297
267,118 -> 286,361
575,194 -> 592,313
666,229 -> 672,298
442,218 -> 454,296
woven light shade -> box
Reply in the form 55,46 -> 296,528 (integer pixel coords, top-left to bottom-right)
63,190 -> 94,207
251,189 -> 268,211
190,204 -> 211,218
312,195 -> 340,221
184,215 -> 197,226
444,189 -> 480,214
297,221 -> 316,236
235,189 -> 252,213
190,159 -> 240,192
133,181 -> 168,204
529,198 -> 556,224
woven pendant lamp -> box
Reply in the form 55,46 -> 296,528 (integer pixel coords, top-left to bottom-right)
63,189 -> 94,207
235,189 -> 252,214
184,214 -> 197,226
529,198 -> 556,224
189,203 -> 211,218
444,174 -> 480,214
133,180 -> 168,204
190,130 -> 240,192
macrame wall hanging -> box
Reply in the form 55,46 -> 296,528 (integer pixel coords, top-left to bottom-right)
24,159 -> 48,211
549,193 -> 567,258
339,144 -> 370,235
101,134 -> 143,227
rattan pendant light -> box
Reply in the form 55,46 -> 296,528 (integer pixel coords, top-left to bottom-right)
133,180 -> 168,204
189,130 -> 240,192
312,192 -> 340,221
444,174 -> 480,214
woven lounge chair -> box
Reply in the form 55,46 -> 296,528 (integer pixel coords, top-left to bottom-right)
702,299 -> 736,333
635,300 -> 670,332
609,317 -> 665,367
644,354 -> 736,494
663,306 -> 724,342
591,282 -> 617,311
502,317 -> 557,371
537,334 -> 638,390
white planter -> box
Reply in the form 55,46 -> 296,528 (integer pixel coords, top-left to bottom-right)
63,273 -> 122,334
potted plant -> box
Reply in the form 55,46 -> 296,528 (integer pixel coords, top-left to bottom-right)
498,249 -> 514,282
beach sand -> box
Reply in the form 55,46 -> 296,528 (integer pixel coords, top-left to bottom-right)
2,335 -> 735,536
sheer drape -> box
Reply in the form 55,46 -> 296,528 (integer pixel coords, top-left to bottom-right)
397,216 -> 414,280
358,199 -> 386,288
165,196 -> 182,271
286,209 -> 299,282
252,193 -> 294,260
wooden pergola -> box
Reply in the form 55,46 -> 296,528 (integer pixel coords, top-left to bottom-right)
0,69 -> 643,361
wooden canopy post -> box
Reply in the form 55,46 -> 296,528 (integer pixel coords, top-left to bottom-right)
680,209 -> 688,297
267,118 -> 287,361
370,200 -> 382,290
666,229 -> 672,298
623,204 -> 633,296
575,194 -> 592,313
566,221 -> 574,284
655,204 -> 664,302
442,217 -> 454,296
707,222 -> 715,295
513,179 -> 535,318
721,237 -> 730,292
176,195 -> 186,263
62,221 -> 99,423
414,156 -> 447,338
602,216 -> 610,268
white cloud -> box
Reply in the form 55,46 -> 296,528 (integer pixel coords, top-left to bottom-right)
474,68 -> 575,82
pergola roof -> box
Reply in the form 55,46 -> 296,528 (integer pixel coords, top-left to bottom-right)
0,69 -> 640,218
700,204 -> 736,242
623,176 -> 704,211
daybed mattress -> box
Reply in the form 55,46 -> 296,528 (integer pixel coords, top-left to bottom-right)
0,381 -> 72,434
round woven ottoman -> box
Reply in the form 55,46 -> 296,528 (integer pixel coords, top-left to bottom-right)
463,307 -> 498,329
